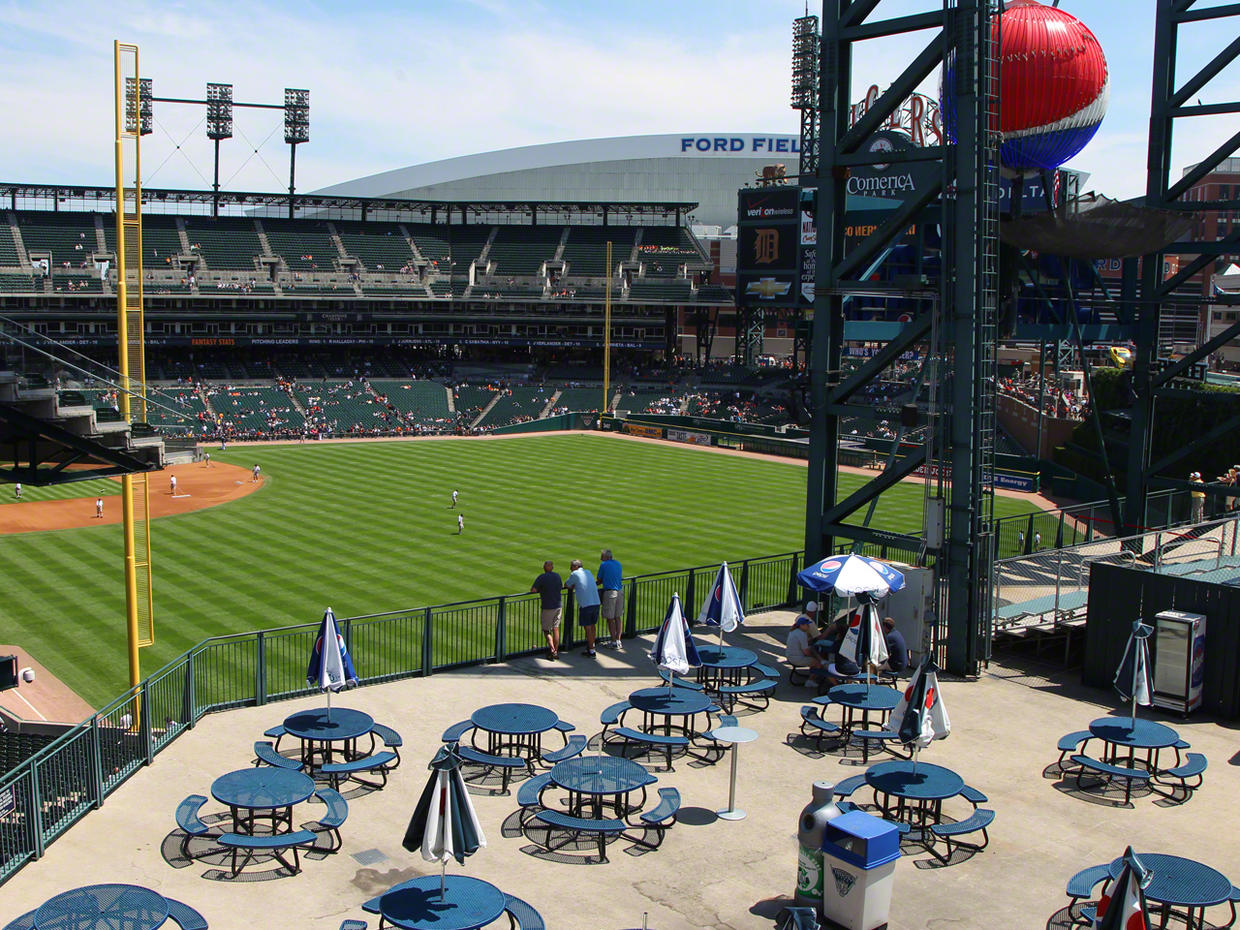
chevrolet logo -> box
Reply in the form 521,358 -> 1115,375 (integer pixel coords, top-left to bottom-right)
745,277 -> 792,299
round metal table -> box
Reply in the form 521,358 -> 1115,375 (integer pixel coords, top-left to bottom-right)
470,703 -> 560,761
710,725 -> 758,821
34,884 -> 169,930
696,644 -> 758,691
551,754 -> 656,817
283,706 -> 375,770
1106,853 -> 1233,929
379,875 -> 507,930
1088,716 -> 1180,772
629,686 -> 715,739
816,683 -> 901,756
865,759 -> 965,828
211,766 -> 316,834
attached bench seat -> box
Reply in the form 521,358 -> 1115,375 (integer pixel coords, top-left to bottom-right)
1065,864 -> 1112,926
517,772 -> 554,823
165,899 -> 208,930
1056,731 -> 1092,772
1154,752 -> 1208,801
599,701 -> 631,737
263,724 -> 287,752
367,723 -> 402,769
629,787 -> 682,849
313,787 -> 349,851
612,726 -> 689,771
852,729 -> 906,762
832,774 -> 868,799
503,894 -> 546,930
457,745 -> 528,792
718,678 -> 777,713
1071,754 -> 1151,805
929,808 -> 995,860
660,669 -> 705,690
534,809 -> 627,861
174,794 -> 214,857
253,740 -> 303,771
798,705 -> 841,751
321,751 -> 398,790
542,734 -> 586,764
218,828 -> 318,876
441,720 -> 474,743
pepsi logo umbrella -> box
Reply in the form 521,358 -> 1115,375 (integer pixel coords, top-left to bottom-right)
1113,621 -> 1153,725
305,607 -> 359,718
840,602 -> 889,681
650,593 -> 702,690
797,554 -> 906,599
1093,846 -> 1151,930
696,561 -> 745,644
402,745 -> 486,896
889,654 -> 951,754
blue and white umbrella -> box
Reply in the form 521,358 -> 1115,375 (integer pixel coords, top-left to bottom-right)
306,607 -> 358,718
839,602 -> 889,680
1113,621 -> 1153,725
1094,846 -> 1151,930
650,593 -> 701,691
697,561 -> 745,646
888,653 -> 951,769
403,745 -> 486,897
797,554 -> 906,599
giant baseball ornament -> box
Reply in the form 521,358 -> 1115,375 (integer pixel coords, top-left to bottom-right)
940,0 -> 1109,175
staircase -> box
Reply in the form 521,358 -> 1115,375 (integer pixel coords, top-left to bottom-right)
471,392 -> 502,429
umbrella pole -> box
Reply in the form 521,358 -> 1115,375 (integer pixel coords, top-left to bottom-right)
326,686 -> 332,721
441,860 -> 446,897
1131,650 -> 1138,726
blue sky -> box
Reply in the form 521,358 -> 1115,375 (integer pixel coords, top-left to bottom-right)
0,1 -> 1235,199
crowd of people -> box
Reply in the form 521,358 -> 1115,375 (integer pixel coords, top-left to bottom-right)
998,374 -> 1089,421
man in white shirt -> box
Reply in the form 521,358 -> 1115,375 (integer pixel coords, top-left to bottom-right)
564,559 -> 602,657
785,605 -> 827,687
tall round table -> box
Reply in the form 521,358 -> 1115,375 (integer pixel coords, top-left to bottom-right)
865,759 -> 965,828
1088,717 -> 1180,772
212,766 -> 316,834
379,875 -> 507,930
696,645 -> 758,691
470,703 -> 559,761
1106,853 -> 1233,930
283,707 -> 375,771
33,884 -> 169,930
711,725 -> 758,821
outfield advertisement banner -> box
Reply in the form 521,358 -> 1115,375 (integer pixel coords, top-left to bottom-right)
667,428 -> 713,447
625,423 -> 663,439
912,462 -> 1039,493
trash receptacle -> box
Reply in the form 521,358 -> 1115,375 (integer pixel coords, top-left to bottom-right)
820,810 -> 900,930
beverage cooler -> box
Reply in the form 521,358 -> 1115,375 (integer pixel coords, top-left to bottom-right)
1151,610 -> 1206,715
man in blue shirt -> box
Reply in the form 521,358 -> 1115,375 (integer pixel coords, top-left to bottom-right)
565,559 -> 602,657
531,561 -> 563,660
880,617 -> 909,674
596,549 -> 624,649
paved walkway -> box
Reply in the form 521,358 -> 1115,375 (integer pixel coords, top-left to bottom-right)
3,611 -> 1236,930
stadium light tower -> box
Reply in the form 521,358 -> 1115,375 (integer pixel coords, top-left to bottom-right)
206,82 -> 234,217
123,77 -> 153,136
284,88 -> 310,219
791,14 -> 819,177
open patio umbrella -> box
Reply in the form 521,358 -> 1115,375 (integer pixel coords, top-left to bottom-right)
839,598 -> 889,686
306,607 -> 358,720
402,745 -> 487,896
650,593 -> 702,693
1093,846 -> 1151,930
697,561 -> 745,647
888,654 -> 950,770
797,554 -> 906,599
1113,621 -> 1153,725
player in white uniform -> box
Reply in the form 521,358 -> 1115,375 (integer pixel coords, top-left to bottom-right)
451,489 -> 459,508
457,513 -> 464,534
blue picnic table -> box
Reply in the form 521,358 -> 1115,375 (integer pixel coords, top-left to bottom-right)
283,707 -> 374,771
629,686 -> 715,739
10,883 -> 207,930
1105,852 -> 1233,930
865,759 -> 965,829
363,875 -> 508,930
551,754 -> 657,818
695,644 -> 758,691
470,702 -> 560,761
1088,717 -> 1180,772
211,767 -> 315,834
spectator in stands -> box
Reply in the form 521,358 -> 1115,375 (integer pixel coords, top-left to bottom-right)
531,560 -> 563,661
785,613 -> 827,688
879,617 -> 908,674
1190,471 -> 1206,522
565,558 -> 601,657
597,549 -> 624,649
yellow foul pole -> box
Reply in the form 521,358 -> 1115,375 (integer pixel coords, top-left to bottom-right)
602,241 -> 612,416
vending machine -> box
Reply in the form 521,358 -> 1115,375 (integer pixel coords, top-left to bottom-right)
1151,610 -> 1206,715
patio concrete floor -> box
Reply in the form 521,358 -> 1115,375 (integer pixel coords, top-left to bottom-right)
3,609 -> 1237,930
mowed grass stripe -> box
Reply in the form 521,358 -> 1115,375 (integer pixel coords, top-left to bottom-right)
0,434 -> 1038,706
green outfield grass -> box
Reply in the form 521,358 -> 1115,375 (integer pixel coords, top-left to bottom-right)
0,434 -> 1039,706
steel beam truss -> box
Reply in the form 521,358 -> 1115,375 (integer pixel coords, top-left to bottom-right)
1122,0 -> 1240,534
806,0 -> 1000,675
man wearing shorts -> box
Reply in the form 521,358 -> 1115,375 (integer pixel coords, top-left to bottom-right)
531,560 -> 563,660
169,474 -> 177,495
597,549 -> 623,649
565,559 -> 601,657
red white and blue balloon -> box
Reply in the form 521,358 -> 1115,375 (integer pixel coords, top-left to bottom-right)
940,0 -> 1109,175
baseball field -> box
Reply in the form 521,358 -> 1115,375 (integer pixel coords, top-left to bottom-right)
0,433 -> 1041,706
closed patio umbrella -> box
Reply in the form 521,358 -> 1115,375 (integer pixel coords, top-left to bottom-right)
839,599 -> 889,685
1113,621 -> 1153,725
697,561 -> 745,646
650,593 -> 702,692
402,745 -> 486,896
1093,846 -> 1151,930
306,607 -> 358,720
888,654 -> 950,769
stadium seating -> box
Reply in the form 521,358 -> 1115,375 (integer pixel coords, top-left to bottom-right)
696,284 -> 732,302
454,385 -> 496,423
266,224 -> 339,272
182,217 -> 264,271
0,272 -> 37,293
551,386 -> 605,414
99,214 -> 183,266
408,225 -> 451,266
486,225 -> 562,275
0,221 -> 23,265
560,226 -> 637,277
336,221 -> 415,272
628,279 -> 692,301
637,226 -> 708,269
367,380 -> 453,427
206,386 -> 305,434
476,385 -> 550,428
17,211 -> 99,267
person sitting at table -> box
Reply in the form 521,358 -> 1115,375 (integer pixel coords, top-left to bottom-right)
822,615 -> 861,686
785,613 -> 829,687
879,617 -> 909,674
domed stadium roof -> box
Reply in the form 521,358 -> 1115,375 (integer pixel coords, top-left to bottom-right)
315,133 -> 802,228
